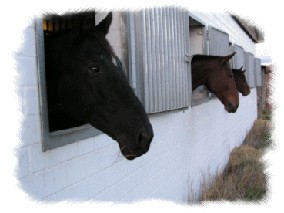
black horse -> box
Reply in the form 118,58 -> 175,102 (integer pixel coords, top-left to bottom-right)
44,12 -> 153,160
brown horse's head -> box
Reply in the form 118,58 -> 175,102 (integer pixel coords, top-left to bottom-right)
232,67 -> 250,96
192,53 -> 239,113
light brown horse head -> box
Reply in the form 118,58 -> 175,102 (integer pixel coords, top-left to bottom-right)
232,66 -> 250,96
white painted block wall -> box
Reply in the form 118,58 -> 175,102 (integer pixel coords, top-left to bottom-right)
189,11 -> 256,55
15,12 -> 258,203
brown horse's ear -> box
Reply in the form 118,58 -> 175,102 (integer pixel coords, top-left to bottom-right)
241,69 -> 246,74
235,66 -> 244,73
220,52 -> 236,65
95,12 -> 112,35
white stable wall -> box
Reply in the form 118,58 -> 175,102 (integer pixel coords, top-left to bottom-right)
15,11 -> 258,203
189,11 -> 256,55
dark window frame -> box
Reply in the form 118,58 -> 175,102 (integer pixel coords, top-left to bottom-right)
35,14 -> 102,152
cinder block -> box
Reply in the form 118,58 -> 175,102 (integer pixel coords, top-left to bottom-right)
103,162 -> 127,189
177,186 -> 190,204
15,55 -> 37,86
23,86 -> 39,115
44,164 -> 68,196
44,171 -> 107,201
20,173 -> 45,200
20,115 -> 41,146
77,137 -> 95,156
45,148 -> 59,169
43,183 -> 78,201
88,170 -> 107,198
44,176 -> 103,201
85,145 -> 120,177
16,147 -> 29,179
149,113 -> 172,128
29,143 -> 46,173
103,155 -> 164,202
57,143 -> 79,163
65,157 -> 87,186
150,125 -> 168,143
94,134 -> 116,150
94,184 -> 120,202
85,152 -> 103,177
147,181 -> 169,200
17,26 -> 36,57
127,164 -> 169,201
15,86 -> 24,114
194,120 -> 207,135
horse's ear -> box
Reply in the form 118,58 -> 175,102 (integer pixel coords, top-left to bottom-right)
241,69 -> 246,74
95,12 -> 112,35
220,52 -> 236,65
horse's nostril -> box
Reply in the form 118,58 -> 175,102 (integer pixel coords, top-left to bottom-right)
228,102 -> 238,113
138,131 -> 150,151
228,102 -> 234,113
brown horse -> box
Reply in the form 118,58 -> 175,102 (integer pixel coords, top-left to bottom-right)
191,53 -> 239,113
232,67 -> 250,96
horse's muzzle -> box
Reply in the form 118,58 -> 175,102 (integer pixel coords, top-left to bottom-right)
242,89 -> 250,96
227,102 -> 239,113
117,128 -> 154,160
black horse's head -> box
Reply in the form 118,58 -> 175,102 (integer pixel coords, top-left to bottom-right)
46,12 -> 153,160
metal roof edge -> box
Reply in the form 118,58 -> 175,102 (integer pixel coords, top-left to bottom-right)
230,14 -> 264,43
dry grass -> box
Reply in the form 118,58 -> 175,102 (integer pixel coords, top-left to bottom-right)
200,118 -> 272,202
244,119 -> 273,150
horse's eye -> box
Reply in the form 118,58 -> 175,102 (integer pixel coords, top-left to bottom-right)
89,66 -> 100,74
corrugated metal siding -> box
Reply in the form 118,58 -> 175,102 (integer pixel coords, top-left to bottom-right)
233,44 -> 245,69
255,58 -> 262,86
208,26 -> 230,99
189,12 -> 256,55
208,26 -> 229,56
245,52 -> 256,88
127,8 -> 191,114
